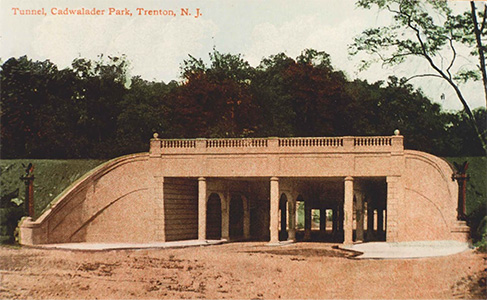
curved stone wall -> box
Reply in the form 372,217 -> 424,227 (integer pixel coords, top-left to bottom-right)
20,153 -> 160,245
401,150 -> 465,241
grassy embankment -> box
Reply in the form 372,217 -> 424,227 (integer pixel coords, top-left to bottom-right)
0,160 -> 105,243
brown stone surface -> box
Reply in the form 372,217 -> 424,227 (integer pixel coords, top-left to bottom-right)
1,242 -> 485,299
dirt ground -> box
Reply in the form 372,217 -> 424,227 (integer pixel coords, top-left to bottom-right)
0,242 -> 485,299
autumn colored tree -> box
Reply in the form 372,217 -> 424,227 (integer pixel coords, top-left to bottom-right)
167,50 -> 259,138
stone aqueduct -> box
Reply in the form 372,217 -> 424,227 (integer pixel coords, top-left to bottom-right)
20,134 -> 469,245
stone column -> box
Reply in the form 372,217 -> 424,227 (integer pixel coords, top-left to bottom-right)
343,176 -> 354,245
367,202 -> 374,237
221,192 -> 230,240
356,193 -> 364,242
377,208 -> 384,233
288,196 -> 296,241
269,177 -> 279,244
198,177 -> 207,241
243,196 -> 250,239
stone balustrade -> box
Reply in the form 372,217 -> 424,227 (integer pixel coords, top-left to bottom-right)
150,135 -> 403,156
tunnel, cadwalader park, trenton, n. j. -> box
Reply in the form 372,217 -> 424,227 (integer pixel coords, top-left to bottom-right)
19,131 -> 470,246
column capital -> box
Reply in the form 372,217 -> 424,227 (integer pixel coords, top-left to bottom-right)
344,176 -> 354,182
270,176 -> 279,182
198,177 -> 206,182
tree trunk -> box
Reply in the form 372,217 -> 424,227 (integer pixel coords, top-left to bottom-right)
470,1 -> 487,108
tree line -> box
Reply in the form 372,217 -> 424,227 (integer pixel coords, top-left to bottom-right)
1,49 -> 485,159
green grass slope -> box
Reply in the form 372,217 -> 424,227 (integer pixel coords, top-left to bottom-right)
0,160 -> 105,243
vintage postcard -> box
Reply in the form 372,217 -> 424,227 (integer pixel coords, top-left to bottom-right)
1,0 -> 485,299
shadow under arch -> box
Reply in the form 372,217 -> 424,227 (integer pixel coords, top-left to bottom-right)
279,193 -> 288,241
206,193 -> 222,240
229,193 -> 244,240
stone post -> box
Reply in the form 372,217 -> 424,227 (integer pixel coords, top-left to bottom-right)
377,209 -> 384,233
149,133 -> 162,157
391,131 -> 404,155
343,136 -> 354,151
268,137 -> 279,150
456,174 -> 468,221
343,176 -> 354,245
269,177 -> 279,244
452,162 -> 469,221
198,177 -> 207,241
20,164 -> 35,218
367,202 -> 374,238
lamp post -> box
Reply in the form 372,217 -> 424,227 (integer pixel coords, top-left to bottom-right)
20,163 -> 35,218
452,161 -> 469,221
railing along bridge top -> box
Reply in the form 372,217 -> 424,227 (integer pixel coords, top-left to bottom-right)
150,132 -> 403,155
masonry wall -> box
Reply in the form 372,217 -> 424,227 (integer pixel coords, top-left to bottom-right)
399,150 -> 459,241
20,154 -> 161,244
163,177 -> 198,241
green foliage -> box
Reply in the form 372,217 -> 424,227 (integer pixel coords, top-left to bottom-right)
1,49 -> 485,158
351,0 -> 487,152
0,55 -> 166,159
474,216 -> 487,252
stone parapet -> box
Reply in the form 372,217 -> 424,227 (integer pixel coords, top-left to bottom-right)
149,135 -> 404,156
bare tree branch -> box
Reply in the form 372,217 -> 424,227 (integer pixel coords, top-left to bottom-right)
404,73 -> 443,82
405,2 -> 486,150
446,37 -> 457,80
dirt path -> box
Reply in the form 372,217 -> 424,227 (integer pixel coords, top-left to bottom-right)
0,242 -> 485,299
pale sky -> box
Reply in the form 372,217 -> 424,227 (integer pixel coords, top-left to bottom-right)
1,0 -> 484,110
